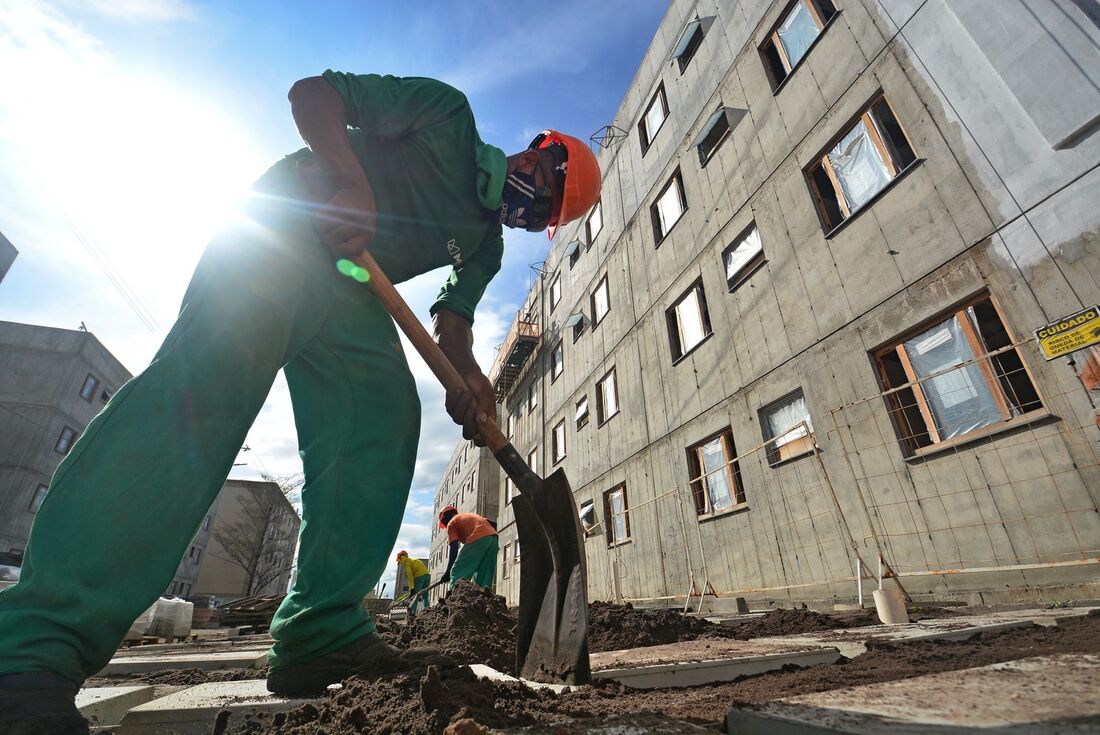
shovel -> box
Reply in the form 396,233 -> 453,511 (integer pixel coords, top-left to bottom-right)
297,162 -> 590,684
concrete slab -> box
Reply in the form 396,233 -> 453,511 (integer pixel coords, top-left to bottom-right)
754,619 -> 1038,658
76,686 -> 156,728
501,712 -> 717,733
115,679 -> 319,735
468,664 -> 574,693
700,612 -> 767,626
591,640 -> 842,689
98,650 -> 268,675
727,654 -> 1100,734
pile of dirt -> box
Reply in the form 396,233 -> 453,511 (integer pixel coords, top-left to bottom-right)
586,601 -> 736,652
731,607 -> 862,638
384,581 -> 518,674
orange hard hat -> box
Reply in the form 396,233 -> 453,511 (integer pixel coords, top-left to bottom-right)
529,130 -> 602,240
438,505 -> 458,528
395,550 -> 408,561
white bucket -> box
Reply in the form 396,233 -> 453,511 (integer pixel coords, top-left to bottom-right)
873,587 -> 909,625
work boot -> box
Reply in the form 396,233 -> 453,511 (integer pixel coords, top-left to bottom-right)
266,632 -> 453,697
0,672 -> 88,735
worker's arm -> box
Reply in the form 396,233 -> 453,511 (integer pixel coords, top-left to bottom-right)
289,76 -> 375,257
434,309 -> 496,447
402,560 -> 415,591
442,540 -> 460,582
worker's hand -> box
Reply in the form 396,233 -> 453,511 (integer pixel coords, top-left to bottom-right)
296,158 -> 376,257
445,370 -> 496,447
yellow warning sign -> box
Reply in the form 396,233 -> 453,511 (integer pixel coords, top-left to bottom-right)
1035,305 -> 1100,360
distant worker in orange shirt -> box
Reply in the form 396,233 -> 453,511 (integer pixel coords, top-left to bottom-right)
438,505 -> 498,588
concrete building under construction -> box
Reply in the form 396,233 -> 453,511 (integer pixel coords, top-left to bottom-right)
473,0 -> 1100,610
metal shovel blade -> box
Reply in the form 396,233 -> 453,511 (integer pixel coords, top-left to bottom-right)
499,453 -> 591,684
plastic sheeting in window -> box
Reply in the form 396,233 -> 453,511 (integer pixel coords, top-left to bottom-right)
777,1 -> 820,68
828,119 -> 892,212
903,315 -> 1002,440
700,438 -> 734,511
726,226 -> 764,282
766,394 -> 812,447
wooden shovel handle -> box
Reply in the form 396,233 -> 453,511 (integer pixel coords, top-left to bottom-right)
352,249 -> 510,453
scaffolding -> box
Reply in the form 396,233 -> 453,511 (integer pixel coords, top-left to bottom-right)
488,310 -> 541,400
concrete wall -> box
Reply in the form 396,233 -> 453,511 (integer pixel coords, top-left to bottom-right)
0,232 -> 16,285
166,496 -> 221,600
194,479 -> 300,601
0,321 -> 131,559
428,438 -> 501,603
488,0 -> 1100,609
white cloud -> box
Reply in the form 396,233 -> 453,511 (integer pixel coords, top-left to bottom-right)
58,0 -> 194,22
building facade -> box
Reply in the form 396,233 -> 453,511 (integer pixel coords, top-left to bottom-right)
488,0 -> 1100,610
0,321 -> 132,563
428,438 -> 501,603
193,479 -> 300,601
166,494 -> 222,600
0,231 -> 16,285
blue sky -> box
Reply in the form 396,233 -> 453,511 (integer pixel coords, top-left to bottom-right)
0,0 -> 667,578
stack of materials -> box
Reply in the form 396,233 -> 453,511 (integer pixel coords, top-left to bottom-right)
218,594 -> 285,628
148,597 -> 194,639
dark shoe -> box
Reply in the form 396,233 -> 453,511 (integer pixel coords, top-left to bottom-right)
0,672 -> 88,735
266,632 -> 453,697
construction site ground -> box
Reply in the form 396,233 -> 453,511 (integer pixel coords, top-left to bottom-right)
77,584 -> 1100,734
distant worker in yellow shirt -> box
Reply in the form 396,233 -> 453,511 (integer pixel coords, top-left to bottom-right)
395,550 -> 431,614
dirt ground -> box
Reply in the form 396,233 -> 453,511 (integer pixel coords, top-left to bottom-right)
224,590 -> 1099,735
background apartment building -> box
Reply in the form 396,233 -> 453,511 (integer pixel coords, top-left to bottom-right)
0,321 -> 132,564
428,438 -> 501,603
166,494 -> 222,600
486,0 -> 1099,610
194,478 -> 300,600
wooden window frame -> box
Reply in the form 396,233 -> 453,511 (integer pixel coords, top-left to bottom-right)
575,395 -> 590,430
760,389 -> 816,466
666,279 -> 714,362
805,93 -> 918,232
551,341 -> 564,382
872,292 -> 1046,458
651,168 -> 688,246
595,368 -> 620,426
591,274 -> 611,327
552,419 -> 567,464
603,483 -> 631,546
639,83 -> 669,154
686,428 -> 746,517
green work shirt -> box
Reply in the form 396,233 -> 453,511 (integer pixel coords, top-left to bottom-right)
258,71 -> 507,323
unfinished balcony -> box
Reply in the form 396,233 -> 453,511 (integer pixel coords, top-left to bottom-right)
489,310 -> 541,400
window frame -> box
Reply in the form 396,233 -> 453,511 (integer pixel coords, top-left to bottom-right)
674,18 -> 707,73
722,223 -> 767,292
79,374 -> 98,402
686,428 -> 747,517
506,412 -> 515,439
872,292 -> 1047,459
696,108 -> 733,167
595,368 -> 620,426
550,341 -> 564,382
549,273 -> 562,313
575,395 -> 590,430
54,426 -> 77,455
502,543 -> 510,578
760,389 -> 816,466
638,83 -> 669,154
579,499 -> 597,536
527,381 -> 538,412
759,0 -> 838,93
29,483 -> 48,512
504,474 -> 515,505
651,168 -> 688,246
552,419 -> 567,464
603,483 -> 631,546
585,200 -> 603,249
805,93 -> 919,234
591,274 -> 611,327
666,279 -> 714,362
527,447 -> 538,476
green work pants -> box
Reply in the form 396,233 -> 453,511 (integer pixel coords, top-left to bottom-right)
409,573 -> 431,615
450,534 -> 498,588
0,168 -> 421,682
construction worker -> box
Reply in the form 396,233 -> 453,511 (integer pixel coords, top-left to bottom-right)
0,70 -> 600,727
396,550 -> 431,615
438,506 -> 499,589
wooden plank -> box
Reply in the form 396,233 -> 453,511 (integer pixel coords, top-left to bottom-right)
803,0 -> 827,28
862,110 -> 898,177
819,155 -> 850,218
772,31 -> 793,72
896,344 -> 942,445
958,312 -> 1013,420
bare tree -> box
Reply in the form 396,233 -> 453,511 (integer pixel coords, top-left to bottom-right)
212,476 -> 299,596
